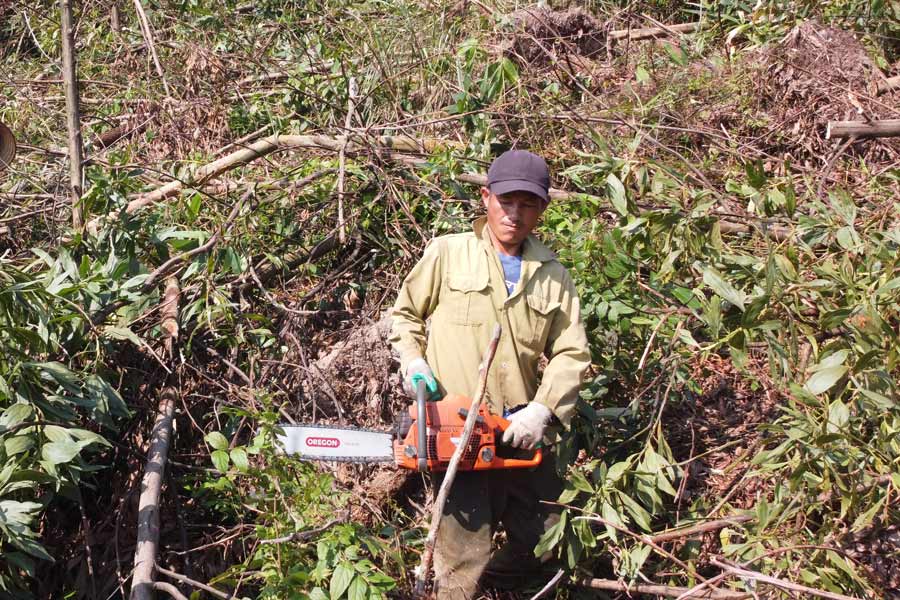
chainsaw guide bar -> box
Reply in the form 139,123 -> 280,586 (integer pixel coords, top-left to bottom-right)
275,423 -> 395,463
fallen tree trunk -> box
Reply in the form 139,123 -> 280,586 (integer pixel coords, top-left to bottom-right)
576,578 -> 750,599
131,278 -> 180,600
826,119 -> 900,139
131,387 -> 178,600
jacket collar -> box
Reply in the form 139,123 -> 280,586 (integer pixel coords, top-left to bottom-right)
472,216 -> 556,263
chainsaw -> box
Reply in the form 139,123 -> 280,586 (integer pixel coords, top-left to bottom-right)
276,380 -> 541,471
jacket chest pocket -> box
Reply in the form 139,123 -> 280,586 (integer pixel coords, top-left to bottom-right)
445,273 -> 492,326
524,291 -> 560,350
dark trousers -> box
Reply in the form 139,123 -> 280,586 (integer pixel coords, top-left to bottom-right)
432,451 -> 563,599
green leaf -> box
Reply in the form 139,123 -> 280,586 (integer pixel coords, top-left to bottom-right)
875,276 -> 900,296
606,460 -> 630,483
230,448 -> 249,472
534,510 -> 566,556
826,400 -> 850,433
859,389 -> 894,409
569,470 -> 593,493
606,173 -> 628,216
616,491 -> 652,532
103,326 -> 143,348
31,361 -> 80,392
804,366 -> 848,395
210,450 -> 229,472
205,432 -> 229,451
635,65 -> 650,84
41,440 -> 81,465
0,403 -> 33,430
811,350 -> 849,371
5,436 -> 33,456
330,563 -> 354,599
600,501 -> 623,542
43,425 -> 72,443
851,496 -> 885,532
310,588 -> 329,600
85,375 -> 130,417
347,575 -> 367,600
702,267 -> 746,311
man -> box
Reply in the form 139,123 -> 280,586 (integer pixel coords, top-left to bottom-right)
389,150 -> 591,599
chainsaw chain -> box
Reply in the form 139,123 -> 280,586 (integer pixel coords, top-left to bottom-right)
276,422 -> 396,464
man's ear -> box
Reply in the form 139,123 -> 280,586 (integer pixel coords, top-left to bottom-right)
480,186 -> 491,210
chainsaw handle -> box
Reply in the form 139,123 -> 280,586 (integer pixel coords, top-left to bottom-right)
492,447 -> 542,469
488,413 -> 543,469
416,379 -> 427,471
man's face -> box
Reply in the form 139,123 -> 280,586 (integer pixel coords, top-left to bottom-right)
481,187 -> 546,252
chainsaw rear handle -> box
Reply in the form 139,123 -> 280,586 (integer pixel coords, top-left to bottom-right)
491,414 -> 543,469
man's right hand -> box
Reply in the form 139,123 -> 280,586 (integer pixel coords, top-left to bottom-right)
403,358 -> 439,399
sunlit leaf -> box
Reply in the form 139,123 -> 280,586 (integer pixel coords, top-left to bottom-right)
805,366 -> 848,396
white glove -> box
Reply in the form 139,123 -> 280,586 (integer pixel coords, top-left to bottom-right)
502,402 -> 552,450
402,358 -> 438,398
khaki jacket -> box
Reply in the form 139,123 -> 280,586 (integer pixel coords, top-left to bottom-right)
389,217 -> 590,428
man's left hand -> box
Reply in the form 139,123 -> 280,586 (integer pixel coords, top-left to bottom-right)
502,403 -> 552,450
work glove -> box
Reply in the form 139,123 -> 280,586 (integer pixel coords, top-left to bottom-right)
502,402 -> 552,450
402,358 -> 439,399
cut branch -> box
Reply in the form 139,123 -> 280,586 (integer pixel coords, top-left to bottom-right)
710,558 -> 864,600
649,515 -> 752,543
876,75 -> 900,95
132,0 -> 171,97
59,0 -> 84,229
577,578 -> 749,599
414,324 -> 502,597
258,518 -> 342,545
155,564 -> 232,600
336,76 -> 358,243
826,119 -> 900,140
609,22 -> 699,41
152,582 -> 188,600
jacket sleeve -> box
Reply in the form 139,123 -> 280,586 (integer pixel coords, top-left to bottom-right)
532,271 -> 591,428
389,239 -> 443,374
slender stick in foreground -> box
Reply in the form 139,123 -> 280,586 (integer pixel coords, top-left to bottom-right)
413,324 -> 502,597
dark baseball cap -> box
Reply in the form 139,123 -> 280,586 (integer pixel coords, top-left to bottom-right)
487,150 -> 550,203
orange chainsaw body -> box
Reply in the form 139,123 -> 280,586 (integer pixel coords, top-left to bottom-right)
392,394 -> 542,471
